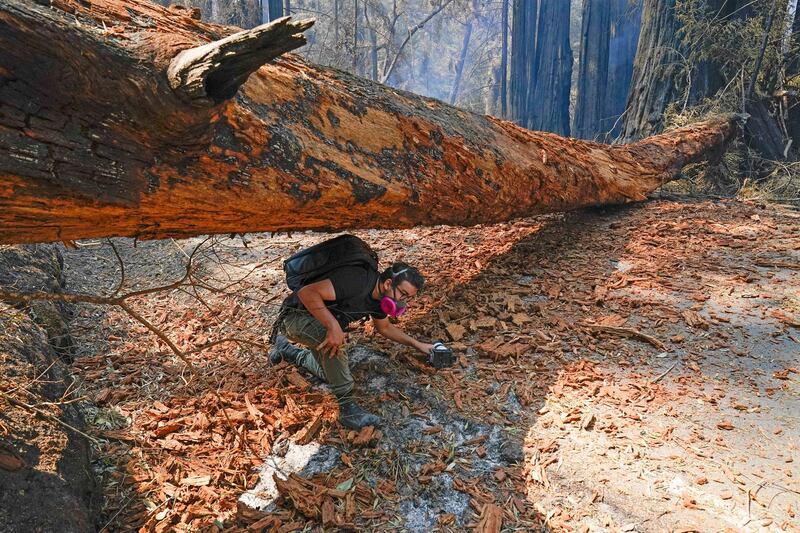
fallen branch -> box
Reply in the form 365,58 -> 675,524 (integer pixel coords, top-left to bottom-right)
587,324 -> 668,351
651,360 -> 679,384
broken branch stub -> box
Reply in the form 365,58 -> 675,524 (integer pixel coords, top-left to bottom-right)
167,16 -> 315,104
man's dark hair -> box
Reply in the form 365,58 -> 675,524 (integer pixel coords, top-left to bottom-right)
380,262 -> 424,292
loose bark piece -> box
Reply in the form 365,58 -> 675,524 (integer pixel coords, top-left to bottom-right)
0,0 -> 740,245
273,473 -> 322,518
352,426 -> 375,446
293,413 -> 323,445
155,422 -> 183,438
285,371 -> 311,391
474,503 -> 503,533
247,515 -> 280,531
320,497 -> 335,526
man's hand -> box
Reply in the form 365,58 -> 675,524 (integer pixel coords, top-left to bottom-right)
415,341 -> 435,355
318,325 -> 346,358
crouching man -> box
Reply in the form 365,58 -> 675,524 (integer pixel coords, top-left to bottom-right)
270,257 -> 435,429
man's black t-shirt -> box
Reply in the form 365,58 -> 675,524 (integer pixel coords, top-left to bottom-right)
284,265 -> 387,329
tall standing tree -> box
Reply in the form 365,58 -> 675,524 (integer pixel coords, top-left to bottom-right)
509,0 -> 537,128
509,0 -> 573,135
267,0 -> 284,21
622,0 -> 751,141
449,18 -> 474,105
572,0 -> 611,140
605,0 -> 642,140
622,0 -> 687,140
500,0 -> 509,117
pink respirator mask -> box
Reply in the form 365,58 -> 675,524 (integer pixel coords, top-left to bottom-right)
380,268 -> 410,318
380,295 -> 407,317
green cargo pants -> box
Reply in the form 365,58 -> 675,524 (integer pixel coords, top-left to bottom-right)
279,308 -> 354,400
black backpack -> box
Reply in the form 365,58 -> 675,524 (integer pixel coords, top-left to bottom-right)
283,234 -> 379,291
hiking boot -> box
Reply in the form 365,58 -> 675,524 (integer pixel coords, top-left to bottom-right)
269,335 -> 302,365
337,398 -> 381,430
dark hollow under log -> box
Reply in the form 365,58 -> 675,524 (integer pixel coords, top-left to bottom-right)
1,0 -> 739,245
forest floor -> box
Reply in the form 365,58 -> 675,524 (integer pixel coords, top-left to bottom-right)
58,197 -> 799,532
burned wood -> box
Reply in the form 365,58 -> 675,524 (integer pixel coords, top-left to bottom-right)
0,0 -> 740,245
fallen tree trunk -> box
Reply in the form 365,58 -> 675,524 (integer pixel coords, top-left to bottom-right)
0,0 -> 739,245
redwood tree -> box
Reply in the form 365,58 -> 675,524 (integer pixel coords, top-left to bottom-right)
509,0 -> 573,135
623,0 -> 759,141
572,0 -> 611,140
605,0 -> 642,139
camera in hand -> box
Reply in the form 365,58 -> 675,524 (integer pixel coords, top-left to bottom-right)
427,341 -> 454,369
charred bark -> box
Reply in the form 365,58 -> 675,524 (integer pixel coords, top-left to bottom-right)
509,0 -> 537,129
0,0 -> 739,245
500,0 -> 509,117
268,0 -> 284,21
528,0 -> 573,136
622,0 -> 687,141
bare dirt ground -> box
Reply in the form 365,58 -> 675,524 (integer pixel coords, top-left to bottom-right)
59,198 -> 799,532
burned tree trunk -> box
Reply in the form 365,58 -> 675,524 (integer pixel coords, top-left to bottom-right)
623,0 -> 756,141
572,0 -> 611,140
622,0 -> 687,141
267,0 -> 284,21
573,0 -> 641,141
509,0 -> 573,135
509,0 -> 537,128
605,0 -> 642,140
528,0 -> 573,136
0,0 -> 738,245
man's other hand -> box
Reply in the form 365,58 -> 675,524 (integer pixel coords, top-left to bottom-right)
318,325 -> 346,358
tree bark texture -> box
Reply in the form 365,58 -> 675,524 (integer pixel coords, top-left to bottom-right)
622,0 -> 686,141
528,0 -> 573,136
0,0 -> 739,245
786,1 -> 800,78
500,0 -> 509,117
573,0 -> 611,140
509,0 -> 572,135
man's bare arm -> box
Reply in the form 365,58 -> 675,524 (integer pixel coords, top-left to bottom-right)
373,317 -> 433,355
